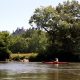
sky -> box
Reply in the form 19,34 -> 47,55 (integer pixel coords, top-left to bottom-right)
0,0 -> 80,33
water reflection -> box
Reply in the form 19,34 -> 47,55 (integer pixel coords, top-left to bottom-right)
0,62 -> 80,80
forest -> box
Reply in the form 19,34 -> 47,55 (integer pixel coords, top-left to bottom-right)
0,0 -> 80,62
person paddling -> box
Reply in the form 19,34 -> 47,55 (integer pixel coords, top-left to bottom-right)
55,58 -> 59,62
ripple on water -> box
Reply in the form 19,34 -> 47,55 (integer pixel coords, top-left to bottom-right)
0,62 -> 80,80
0,62 -> 80,74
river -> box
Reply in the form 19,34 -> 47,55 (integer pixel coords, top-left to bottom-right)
0,62 -> 80,80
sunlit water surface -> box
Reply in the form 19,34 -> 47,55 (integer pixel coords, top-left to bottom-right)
0,62 -> 80,80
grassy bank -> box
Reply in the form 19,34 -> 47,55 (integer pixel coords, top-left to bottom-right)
10,53 -> 38,61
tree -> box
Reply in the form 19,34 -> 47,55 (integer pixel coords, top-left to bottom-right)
9,35 -> 29,53
0,31 -> 11,61
29,0 -> 80,61
9,28 -> 48,53
12,27 -> 25,36
22,28 -> 48,53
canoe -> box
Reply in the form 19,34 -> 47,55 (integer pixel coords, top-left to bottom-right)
43,61 -> 68,64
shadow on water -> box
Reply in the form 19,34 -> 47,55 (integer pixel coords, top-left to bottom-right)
0,62 -> 80,80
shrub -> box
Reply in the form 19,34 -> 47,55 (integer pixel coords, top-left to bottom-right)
0,48 -> 12,61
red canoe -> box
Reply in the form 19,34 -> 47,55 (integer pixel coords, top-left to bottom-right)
43,61 -> 68,64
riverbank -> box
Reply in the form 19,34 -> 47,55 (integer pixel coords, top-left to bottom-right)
10,53 -> 37,61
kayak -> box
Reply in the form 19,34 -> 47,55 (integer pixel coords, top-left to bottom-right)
43,61 -> 68,64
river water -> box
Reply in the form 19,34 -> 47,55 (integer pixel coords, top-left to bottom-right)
0,62 -> 80,80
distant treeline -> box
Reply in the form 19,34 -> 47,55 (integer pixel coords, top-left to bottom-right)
0,28 -> 48,61
10,27 -> 48,53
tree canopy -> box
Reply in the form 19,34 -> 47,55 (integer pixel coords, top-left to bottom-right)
0,31 -> 11,61
29,0 -> 80,61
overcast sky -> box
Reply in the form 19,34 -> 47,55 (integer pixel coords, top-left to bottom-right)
0,0 -> 80,33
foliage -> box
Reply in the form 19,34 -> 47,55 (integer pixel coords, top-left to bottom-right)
27,29 -> 48,53
9,28 -> 48,54
1,0 -> 80,61
0,31 -> 11,61
29,0 -> 80,61
12,27 -> 25,36
9,35 -> 29,53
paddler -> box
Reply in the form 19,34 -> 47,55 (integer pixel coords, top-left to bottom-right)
55,58 -> 59,62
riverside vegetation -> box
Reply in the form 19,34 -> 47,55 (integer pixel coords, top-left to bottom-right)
0,0 -> 80,62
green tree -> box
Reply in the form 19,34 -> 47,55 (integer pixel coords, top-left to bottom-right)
22,28 -> 48,53
29,0 -> 80,61
9,35 -> 29,53
9,28 -> 48,53
0,31 -> 11,61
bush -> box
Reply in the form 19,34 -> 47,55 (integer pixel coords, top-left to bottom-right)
29,53 -> 38,62
12,56 -> 20,61
0,48 -> 12,61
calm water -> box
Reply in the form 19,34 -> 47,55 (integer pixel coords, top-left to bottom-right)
0,62 -> 80,80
